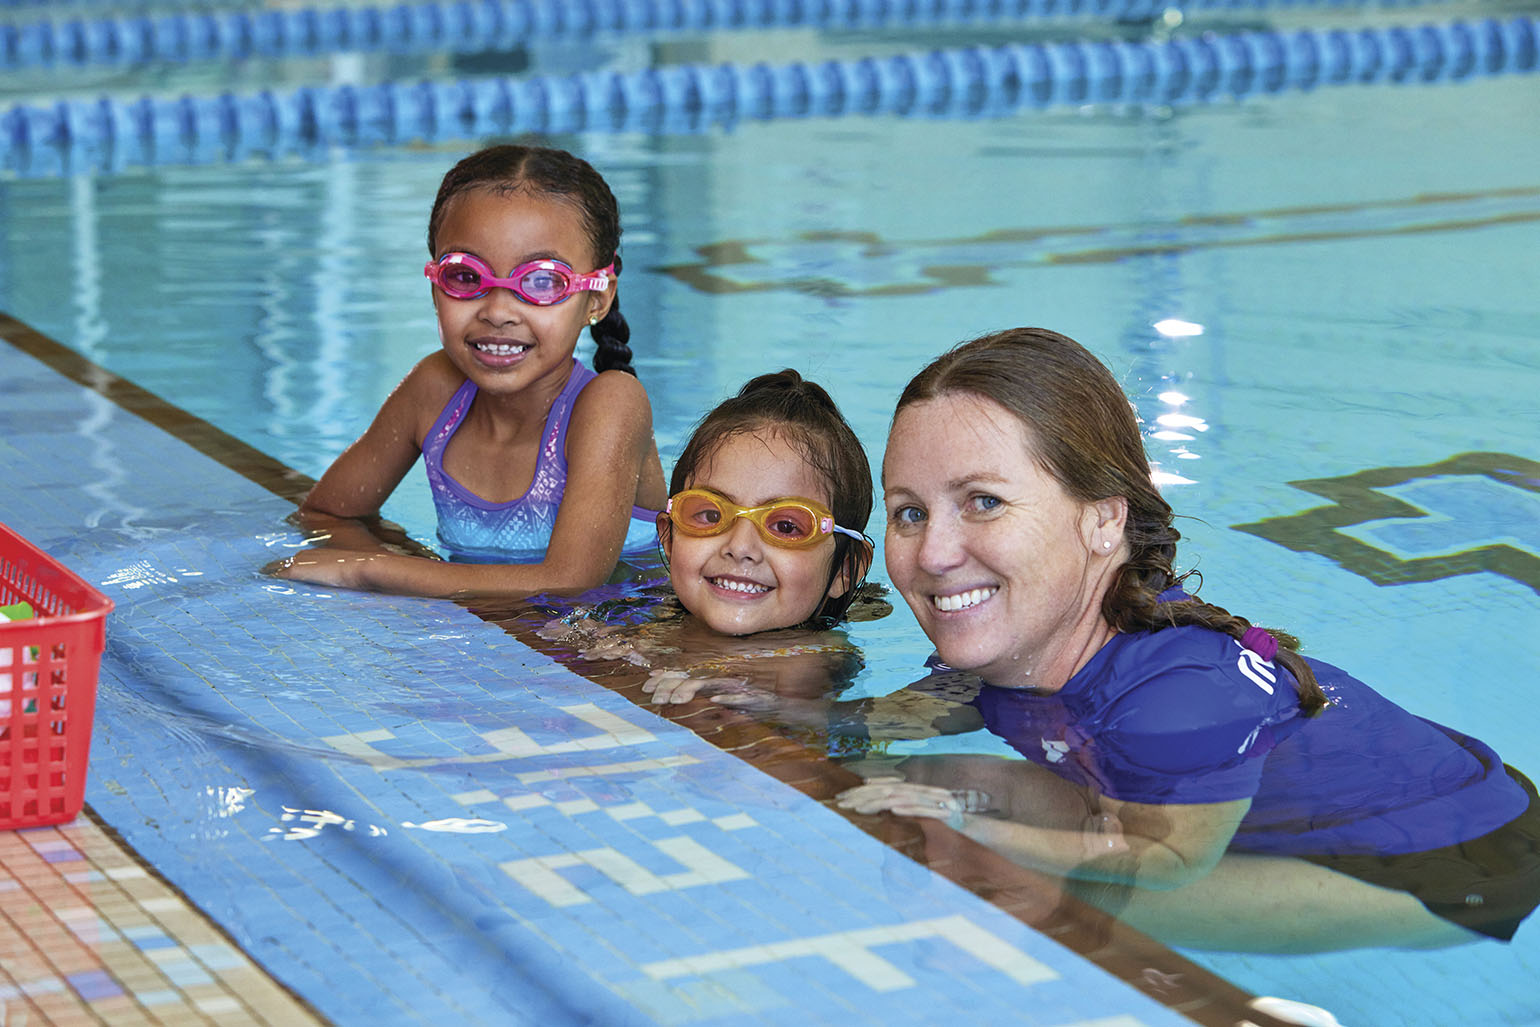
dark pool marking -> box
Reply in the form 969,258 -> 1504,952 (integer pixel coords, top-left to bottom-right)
1234,452 -> 1540,596
0,311 -> 317,506
1,312 -> 1294,1027
658,185 -> 1540,295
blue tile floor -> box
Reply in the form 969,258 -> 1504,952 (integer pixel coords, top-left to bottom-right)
2,328 -> 1242,1025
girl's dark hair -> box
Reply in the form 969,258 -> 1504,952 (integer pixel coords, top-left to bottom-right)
897,327 -> 1327,716
427,144 -> 636,376
668,370 -> 874,629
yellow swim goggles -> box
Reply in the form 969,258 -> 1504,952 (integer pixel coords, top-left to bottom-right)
665,488 -> 864,549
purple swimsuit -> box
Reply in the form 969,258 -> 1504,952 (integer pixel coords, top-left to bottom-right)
423,359 -> 659,561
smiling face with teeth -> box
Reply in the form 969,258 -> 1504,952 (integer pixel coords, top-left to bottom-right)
882,392 -> 1126,692
430,187 -> 612,402
663,429 -> 851,636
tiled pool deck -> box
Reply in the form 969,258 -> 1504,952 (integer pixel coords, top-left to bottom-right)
1,318 -> 1285,1025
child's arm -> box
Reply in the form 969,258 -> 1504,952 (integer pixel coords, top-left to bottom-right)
297,358 -> 446,524
271,370 -> 660,598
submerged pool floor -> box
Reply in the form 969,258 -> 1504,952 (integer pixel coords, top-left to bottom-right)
0,324 -> 1284,1025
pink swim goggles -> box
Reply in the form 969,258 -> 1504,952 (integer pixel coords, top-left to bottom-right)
424,252 -> 616,305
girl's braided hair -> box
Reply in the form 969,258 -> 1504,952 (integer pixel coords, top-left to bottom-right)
896,327 -> 1327,715
668,369 -> 874,629
427,144 -> 636,376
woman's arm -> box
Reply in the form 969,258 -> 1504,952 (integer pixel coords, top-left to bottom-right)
644,671 -> 987,738
270,370 -> 660,598
837,769 -> 1249,890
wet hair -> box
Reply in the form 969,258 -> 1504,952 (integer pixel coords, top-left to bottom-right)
667,369 -> 874,629
896,327 -> 1327,715
427,144 -> 636,376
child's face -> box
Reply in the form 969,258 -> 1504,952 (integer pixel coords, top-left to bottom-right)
430,188 -> 612,396
664,430 -> 847,636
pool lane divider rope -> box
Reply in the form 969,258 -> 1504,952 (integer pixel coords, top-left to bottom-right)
3,14 -> 1534,173
0,0 -> 1470,69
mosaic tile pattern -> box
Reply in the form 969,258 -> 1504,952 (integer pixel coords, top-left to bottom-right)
1233,452 -> 1540,595
2,325 -> 1278,1026
0,813 -> 321,1026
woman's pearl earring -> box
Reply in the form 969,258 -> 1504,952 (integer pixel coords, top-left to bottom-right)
1103,541 -> 1113,550
588,315 -> 599,326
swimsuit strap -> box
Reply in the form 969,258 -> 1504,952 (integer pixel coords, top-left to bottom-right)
423,378 -> 478,486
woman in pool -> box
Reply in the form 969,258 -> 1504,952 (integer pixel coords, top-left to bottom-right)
836,327 -> 1540,952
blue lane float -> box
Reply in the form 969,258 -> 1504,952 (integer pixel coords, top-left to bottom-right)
0,0 -> 1464,69
2,15 -> 1535,175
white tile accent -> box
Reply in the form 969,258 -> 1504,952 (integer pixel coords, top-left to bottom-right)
500,836 -> 749,907
605,802 -> 656,821
498,853 -> 589,908
642,915 -> 1059,993
516,754 -> 698,784
323,704 -> 660,771
103,865 -> 148,880
501,794 -> 552,812
712,813 -> 759,831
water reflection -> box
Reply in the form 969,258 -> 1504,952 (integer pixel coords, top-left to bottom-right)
640,651 -> 1540,956
529,584 -> 879,754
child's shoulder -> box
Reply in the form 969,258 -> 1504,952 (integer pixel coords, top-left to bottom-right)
377,352 -> 468,441
571,367 -> 653,422
392,351 -> 467,405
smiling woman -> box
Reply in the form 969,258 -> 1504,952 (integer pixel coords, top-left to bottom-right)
883,389 -> 1125,693
837,327 -> 1540,953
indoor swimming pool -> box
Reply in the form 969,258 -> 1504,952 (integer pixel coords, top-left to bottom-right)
2,0 -> 1539,1023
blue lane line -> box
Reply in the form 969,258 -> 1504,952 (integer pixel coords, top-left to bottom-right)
1,336 -> 1200,1025
3,15 -> 1534,179
0,0 -> 1469,71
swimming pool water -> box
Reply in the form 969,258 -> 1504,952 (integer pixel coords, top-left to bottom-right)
3,3 -> 1539,1023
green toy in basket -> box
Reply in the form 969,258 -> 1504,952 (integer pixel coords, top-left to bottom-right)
2,600 -> 39,715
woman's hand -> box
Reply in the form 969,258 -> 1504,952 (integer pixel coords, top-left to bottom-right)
836,776 -> 979,830
642,671 -> 769,707
838,769 -> 1247,889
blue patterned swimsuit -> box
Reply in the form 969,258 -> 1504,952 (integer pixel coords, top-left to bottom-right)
423,360 -> 659,561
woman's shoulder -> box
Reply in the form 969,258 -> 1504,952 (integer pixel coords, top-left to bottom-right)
1087,626 -> 1300,717
1074,627 -> 1306,778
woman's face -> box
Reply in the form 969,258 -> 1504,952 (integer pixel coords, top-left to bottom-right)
663,429 -> 845,636
882,392 -> 1121,691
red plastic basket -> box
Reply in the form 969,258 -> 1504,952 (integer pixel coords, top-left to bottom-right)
1,522 -> 113,830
